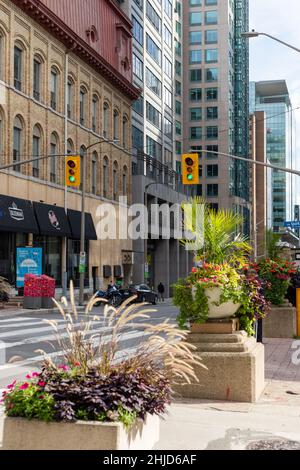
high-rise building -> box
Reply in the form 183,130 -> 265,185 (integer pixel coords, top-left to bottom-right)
182,0 -> 250,232
119,0 -> 193,295
121,0 -> 180,168
250,80 -> 293,233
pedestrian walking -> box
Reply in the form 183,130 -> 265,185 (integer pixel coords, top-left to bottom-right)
157,282 -> 165,302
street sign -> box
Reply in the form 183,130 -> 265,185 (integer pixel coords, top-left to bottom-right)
284,221 -> 300,229
79,252 -> 86,274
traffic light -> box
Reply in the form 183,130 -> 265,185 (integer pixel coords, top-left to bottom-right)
65,156 -> 80,187
182,154 -> 199,185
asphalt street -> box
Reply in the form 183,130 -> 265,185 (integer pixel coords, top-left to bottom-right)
0,301 -> 178,389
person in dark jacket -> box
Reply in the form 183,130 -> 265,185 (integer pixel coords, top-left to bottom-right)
157,282 -> 165,302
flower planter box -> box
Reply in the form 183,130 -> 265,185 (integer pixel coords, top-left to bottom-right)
41,297 -> 54,309
2,414 -> 160,450
23,296 -> 42,309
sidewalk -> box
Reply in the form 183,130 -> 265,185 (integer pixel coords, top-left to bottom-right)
1,339 -> 300,450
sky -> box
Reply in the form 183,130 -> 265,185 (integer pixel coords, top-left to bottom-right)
249,0 -> 300,207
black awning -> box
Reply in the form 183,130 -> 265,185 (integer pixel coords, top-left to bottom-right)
67,210 -> 97,240
33,202 -> 71,237
0,194 -> 39,234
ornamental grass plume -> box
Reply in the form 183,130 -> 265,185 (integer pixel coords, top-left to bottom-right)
37,281 -> 205,385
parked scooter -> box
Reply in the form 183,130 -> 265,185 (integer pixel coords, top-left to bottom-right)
94,284 -> 122,307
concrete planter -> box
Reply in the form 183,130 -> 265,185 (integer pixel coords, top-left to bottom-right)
2,414 -> 160,450
263,303 -> 297,338
193,286 -> 241,319
23,296 -> 42,309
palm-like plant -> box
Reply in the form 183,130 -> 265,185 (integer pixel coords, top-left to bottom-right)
182,197 -> 251,265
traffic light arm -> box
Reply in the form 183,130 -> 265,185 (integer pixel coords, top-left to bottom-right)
0,153 -> 71,171
202,150 -> 300,177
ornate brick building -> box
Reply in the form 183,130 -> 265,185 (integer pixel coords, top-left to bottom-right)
0,0 -> 139,292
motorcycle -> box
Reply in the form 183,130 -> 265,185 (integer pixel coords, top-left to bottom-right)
94,284 -> 123,307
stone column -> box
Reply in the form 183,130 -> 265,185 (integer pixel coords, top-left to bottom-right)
154,239 -> 170,297
169,239 -> 179,297
179,244 -> 189,279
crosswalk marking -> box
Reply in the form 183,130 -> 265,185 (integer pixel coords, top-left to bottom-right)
0,329 -> 146,376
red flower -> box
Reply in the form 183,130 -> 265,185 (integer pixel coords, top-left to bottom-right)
32,372 -> 40,378
7,380 -> 16,390
19,383 -> 29,390
37,381 -> 46,388
191,267 -> 198,273
73,362 -> 81,367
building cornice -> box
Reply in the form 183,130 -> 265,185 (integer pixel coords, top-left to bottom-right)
10,0 -> 140,101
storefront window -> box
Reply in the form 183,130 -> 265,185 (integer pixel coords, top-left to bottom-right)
0,233 -> 27,285
33,236 -> 62,286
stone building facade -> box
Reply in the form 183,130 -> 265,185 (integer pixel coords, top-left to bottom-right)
0,0 -> 139,292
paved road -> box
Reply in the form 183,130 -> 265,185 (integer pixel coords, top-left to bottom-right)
0,301 -> 178,389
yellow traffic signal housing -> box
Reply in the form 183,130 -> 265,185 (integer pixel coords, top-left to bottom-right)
182,154 -> 199,185
65,156 -> 81,187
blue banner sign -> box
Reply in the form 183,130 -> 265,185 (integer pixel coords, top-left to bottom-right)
16,247 -> 43,287
284,221 -> 300,229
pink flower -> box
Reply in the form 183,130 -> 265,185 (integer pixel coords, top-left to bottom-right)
19,383 -> 29,390
32,372 -> 40,378
38,381 -> 46,388
26,374 -> 32,379
7,380 -> 16,390
58,364 -> 69,371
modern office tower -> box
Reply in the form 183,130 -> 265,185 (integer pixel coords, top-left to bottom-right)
121,0 -> 179,169
182,0 -> 250,233
250,80 -> 293,233
119,0 -> 192,295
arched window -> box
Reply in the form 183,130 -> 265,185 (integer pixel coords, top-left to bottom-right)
14,42 -> 24,91
113,161 -> 118,201
67,77 -> 74,119
50,132 -> 58,183
92,94 -> 99,132
32,124 -> 42,178
113,109 -> 119,142
0,106 -> 4,156
13,115 -> 24,172
122,115 -> 128,148
33,54 -> 43,102
91,151 -> 97,195
103,102 -> 110,138
67,138 -> 74,155
0,30 -> 6,82
50,66 -> 59,110
80,86 -> 87,126
122,165 -> 128,195
103,156 -> 109,198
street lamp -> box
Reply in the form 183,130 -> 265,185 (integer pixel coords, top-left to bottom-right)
241,30 -> 300,54
79,137 -> 118,306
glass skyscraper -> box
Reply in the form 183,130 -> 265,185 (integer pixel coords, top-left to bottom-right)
182,0 -> 250,232
250,80 -> 292,232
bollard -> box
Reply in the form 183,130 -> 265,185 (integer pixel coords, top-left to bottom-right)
296,288 -> 300,336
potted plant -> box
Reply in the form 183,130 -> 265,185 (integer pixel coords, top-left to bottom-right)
1,284 -> 204,450
0,276 -> 11,307
174,263 -> 270,335
251,258 -> 296,306
174,199 -> 256,328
